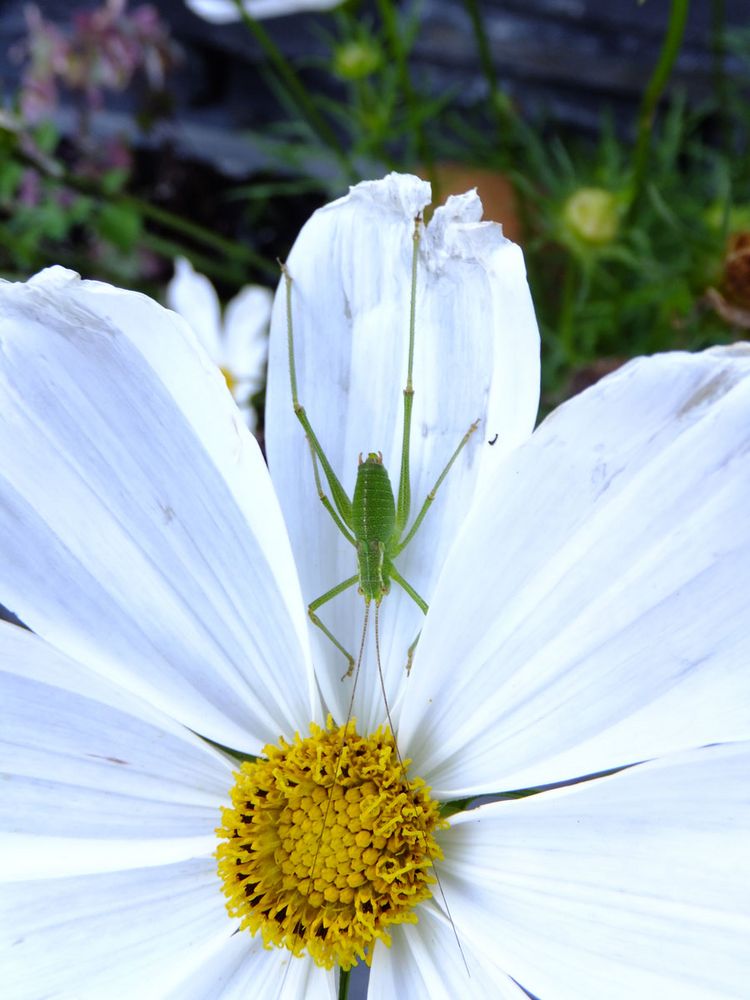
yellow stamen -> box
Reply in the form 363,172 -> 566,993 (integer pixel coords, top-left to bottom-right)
216,718 -> 445,970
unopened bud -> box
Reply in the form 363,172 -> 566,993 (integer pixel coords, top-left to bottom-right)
562,187 -> 619,246
333,40 -> 381,80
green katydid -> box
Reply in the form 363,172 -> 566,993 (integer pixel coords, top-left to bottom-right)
282,217 -> 479,681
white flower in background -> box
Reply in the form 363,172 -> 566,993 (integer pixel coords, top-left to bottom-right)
167,256 -> 272,431
1,175 -> 750,999
185,0 -> 343,25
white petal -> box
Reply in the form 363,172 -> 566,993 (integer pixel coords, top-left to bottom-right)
1,859 -> 232,999
265,173 -> 540,729
0,625 -> 331,996
424,190 -> 541,487
165,930 -> 337,999
441,743 -> 750,1000
238,397 -> 259,434
223,284 -> 272,384
0,268 -> 317,753
0,623 -> 234,880
400,346 -> 750,794
166,256 -> 222,360
185,0 -> 343,23
369,902 -> 528,999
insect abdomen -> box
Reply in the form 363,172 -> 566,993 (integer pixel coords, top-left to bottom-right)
352,453 -> 397,543
352,453 -> 397,602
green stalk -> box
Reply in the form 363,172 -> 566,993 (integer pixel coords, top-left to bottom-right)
231,0 -> 353,175
127,195 -> 274,274
337,967 -> 351,1000
376,0 -> 435,180
463,0 -> 510,142
558,260 -> 579,367
710,0 -> 731,152
139,233 -> 244,284
11,145 -> 276,276
629,0 -> 690,211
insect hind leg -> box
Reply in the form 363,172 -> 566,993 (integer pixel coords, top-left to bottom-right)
307,439 -> 355,545
283,262 -> 353,527
308,574 -> 359,677
389,565 -> 428,674
405,629 -> 421,675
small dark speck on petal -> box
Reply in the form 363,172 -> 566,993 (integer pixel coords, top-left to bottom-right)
86,754 -> 129,765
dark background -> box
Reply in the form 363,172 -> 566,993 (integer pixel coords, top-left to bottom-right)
2,0 -> 748,180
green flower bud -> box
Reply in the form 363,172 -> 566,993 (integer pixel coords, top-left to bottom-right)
562,187 -> 620,246
333,40 -> 381,80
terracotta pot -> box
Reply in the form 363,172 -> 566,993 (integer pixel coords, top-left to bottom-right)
421,163 -> 522,243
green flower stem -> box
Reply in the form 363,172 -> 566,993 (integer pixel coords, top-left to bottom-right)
710,0 -> 730,152
337,967 -> 351,1000
11,145 -> 276,277
126,196 -> 274,275
464,0 -> 497,99
463,0 -> 511,141
350,78 -> 397,169
231,0 -> 353,176
138,233 -> 246,284
558,260 -> 579,366
629,0 -> 690,211
375,0 -> 435,180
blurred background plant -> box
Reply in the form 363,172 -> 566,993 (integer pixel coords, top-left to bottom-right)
2,0 -> 181,282
1,0 -> 749,413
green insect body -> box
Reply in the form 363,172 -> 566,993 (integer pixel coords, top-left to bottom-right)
352,452 -> 396,604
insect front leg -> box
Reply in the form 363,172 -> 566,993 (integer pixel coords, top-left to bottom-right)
395,418 -> 481,555
283,262 -> 353,528
308,574 -> 359,677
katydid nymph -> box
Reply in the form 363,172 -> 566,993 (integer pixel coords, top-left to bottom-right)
282,216 -> 477,974
283,217 -> 479,683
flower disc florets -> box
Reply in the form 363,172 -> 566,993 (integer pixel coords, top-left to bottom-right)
216,719 -> 445,970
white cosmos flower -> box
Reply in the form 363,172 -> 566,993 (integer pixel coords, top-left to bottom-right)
185,0 -> 342,24
1,174 -> 750,999
166,256 -> 272,431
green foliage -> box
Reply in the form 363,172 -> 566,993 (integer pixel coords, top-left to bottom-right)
3,0 -> 750,404
96,202 -> 142,252
0,119 -> 137,280
512,98 -> 744,403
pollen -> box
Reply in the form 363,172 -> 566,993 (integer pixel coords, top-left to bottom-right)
216,718 -> 445,970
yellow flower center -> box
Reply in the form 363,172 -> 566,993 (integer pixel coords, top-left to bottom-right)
219,366 -> 237,393
216,719 -> 445,970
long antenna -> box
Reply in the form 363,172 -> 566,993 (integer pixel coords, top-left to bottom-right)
304,604 -> 371,895
276,607 -> 372,1000
373,604 -> 470,977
